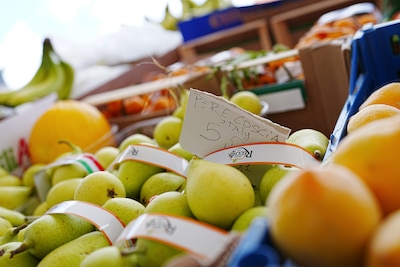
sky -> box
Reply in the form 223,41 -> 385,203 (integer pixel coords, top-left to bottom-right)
0,0 -> 257,88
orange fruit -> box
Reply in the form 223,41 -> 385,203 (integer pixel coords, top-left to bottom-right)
359,82 -> 400,110
29,100 -> 115,164
267,164 -> 382,267
347,104 -> 400,134
365,209 -> 400,267
329,115 -> 400,216
123,95 -> 145,115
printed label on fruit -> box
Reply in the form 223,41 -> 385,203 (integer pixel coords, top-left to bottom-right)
203,142 -> 320,168
110,144 -> 188,177
34,153 -> 104,201
46,200 -> 125,245
180,89 -> 291,157
115,213 -> 234,264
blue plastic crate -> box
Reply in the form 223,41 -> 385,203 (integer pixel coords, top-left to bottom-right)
227,218 -> 298,267
324,20 -> 400,160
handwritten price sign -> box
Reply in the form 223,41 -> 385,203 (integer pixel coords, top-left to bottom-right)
180,89 -> 291,157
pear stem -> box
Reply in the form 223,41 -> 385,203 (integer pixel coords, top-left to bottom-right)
57,139 -> 83,154
10,242 -> 29,259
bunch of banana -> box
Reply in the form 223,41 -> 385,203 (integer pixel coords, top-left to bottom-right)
0,38 -> 74,107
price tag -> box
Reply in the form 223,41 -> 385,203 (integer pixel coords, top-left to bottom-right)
46,200 -> 125,245
109,144 -> 189,177
203,142 -> 320,169
34,153 -> 104,202
179,89 -> 291,158
115,213 -> 234,265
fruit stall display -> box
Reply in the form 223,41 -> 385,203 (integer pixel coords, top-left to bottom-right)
1,15 -> 400,267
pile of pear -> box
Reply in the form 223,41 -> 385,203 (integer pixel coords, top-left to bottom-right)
0,88 -> 332,266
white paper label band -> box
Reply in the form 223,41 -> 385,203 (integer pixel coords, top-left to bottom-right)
116,213 -> 233,264
45,200 -> 125,245
111,144 -> 189,177
203,142 -> 320,168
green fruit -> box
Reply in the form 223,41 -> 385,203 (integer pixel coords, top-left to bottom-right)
0,186 -> 33,210
168,142 -> 194,161
144,191 -> 194,218
0,224 -> 27,246
153,116 -> 183,149
74,171 -> 126,206
231,206 -> 269,232
230,91 -> 263,115
118,133 -> 156,153
139,172 -> 186,205
128,238 -> 184,267
80,245 -> 136,267
94,146 -> 120,169
37,231 -> 110,267
0,166 -> 9,177
0,206 -> 27,226
21,163 -> 46,187
117,160 -> 164,200
10,213 -> 95,259
0,174 -> 22,186
51,163 -> 87,185
0,217 -> 13,235
185,158 -> 255,229
286,128 -> 329,161
33,201 -> 49,216
46,178 -> 83,208
259,165 -> 298,205
102,197 -> 145,226
0,241 -> 40,267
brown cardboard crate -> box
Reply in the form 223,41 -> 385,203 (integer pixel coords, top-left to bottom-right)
270,0 -> 380,48
177,19 -> 272,64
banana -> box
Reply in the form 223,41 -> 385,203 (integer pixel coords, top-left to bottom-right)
0,38 -> 74,107
286,128 -> 329,161
161,5 -> 179,31
0,206 -> 27,227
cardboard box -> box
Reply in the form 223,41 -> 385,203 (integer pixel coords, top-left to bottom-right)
270,0 -> 381,48
297,37 -> 352,136
178,7 -> 243,43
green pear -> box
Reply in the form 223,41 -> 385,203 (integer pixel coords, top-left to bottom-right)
126,238 -> 185,267
230,206 -> 269,233
185,158 -> 255,230
118,133 -> 157,153
10,213 -> 95,259
0,174 -> 22,186
21,163 -> 46,187
0,166 -> 9,177
80,245 -> 136,267
0,206 -> 27,226
51,163 -> 87,185
117,160 -> 164,200
37,231 -> 110,267
286,128 -> 329,161
0,217 -> 13,235
234,164 -> 273,190
74,171 -> 126,206
0,241 -> 40,267
168,143 -> 194,161
259,165 -> 299,205
153,116 -> 183,149
0,224 -> 27,245
102,197 -> 145,226
0,186 -> 33,210
139,172 -> 186,205
144,191 -> 194,218
32,201 -> 49,216
94,146 -> 120,169
46,178 -> 83,208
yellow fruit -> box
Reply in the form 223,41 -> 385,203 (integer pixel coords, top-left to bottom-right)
360,82 -> 400,110
267,165 -> 382,267
28,100 -> 115,164
329,115 -> 400,216
230,91 -> 263,115
347,104 -> 400,134
365,209 -> 400,267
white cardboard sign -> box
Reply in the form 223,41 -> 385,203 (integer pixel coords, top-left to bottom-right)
179,89 -> 291,157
